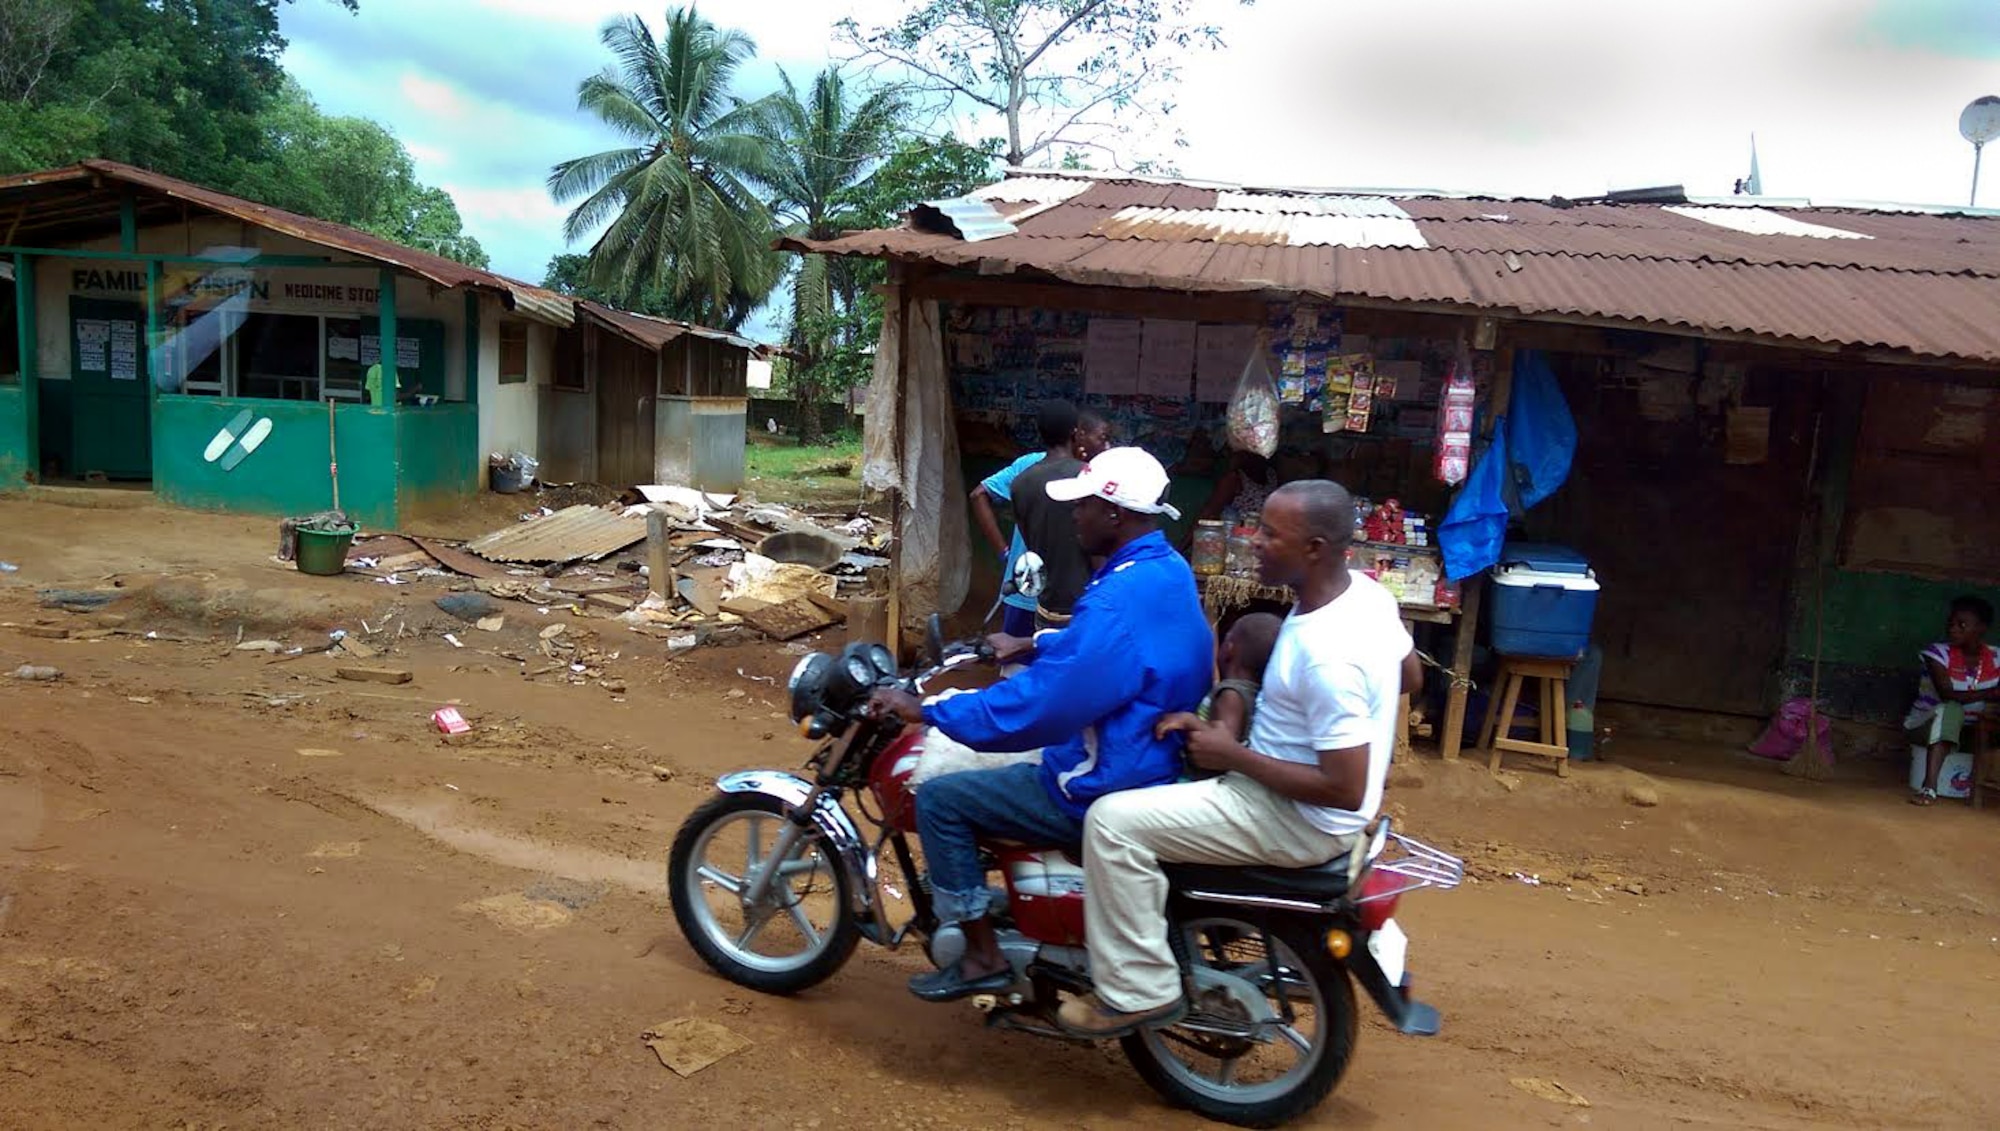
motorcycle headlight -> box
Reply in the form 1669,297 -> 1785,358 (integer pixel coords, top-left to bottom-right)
865,643 -> 897,679
788,653 -> 832,723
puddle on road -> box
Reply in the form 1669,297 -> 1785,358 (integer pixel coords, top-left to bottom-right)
361,793 -> 661,896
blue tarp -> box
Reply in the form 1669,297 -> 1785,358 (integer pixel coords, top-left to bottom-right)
1438,350 -> 1576,581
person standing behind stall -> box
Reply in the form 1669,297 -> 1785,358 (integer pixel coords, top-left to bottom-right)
968,403 -> 1078,637
1009,410 -> 1112,630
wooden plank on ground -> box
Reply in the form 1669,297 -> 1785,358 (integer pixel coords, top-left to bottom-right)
336,666 -> 413,685
740,596 -> 838,641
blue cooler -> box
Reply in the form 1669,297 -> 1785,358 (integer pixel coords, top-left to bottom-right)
1490,543 -> 1598,658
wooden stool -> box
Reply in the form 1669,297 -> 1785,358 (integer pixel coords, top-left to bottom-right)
1480,656 -> 1577,777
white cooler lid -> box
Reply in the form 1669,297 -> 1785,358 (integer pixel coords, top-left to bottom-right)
1494,565 -> 1600,592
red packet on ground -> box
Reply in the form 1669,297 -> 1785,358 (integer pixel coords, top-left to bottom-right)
432,706 -> 471,734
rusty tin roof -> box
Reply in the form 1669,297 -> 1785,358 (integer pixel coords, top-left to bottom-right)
781,170 -> 2000,364
465,505 -> 648,564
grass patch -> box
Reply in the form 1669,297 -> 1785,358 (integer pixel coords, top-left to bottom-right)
745,431 -> 866,507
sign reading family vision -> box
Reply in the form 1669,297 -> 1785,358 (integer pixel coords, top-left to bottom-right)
70,265 -> 385,312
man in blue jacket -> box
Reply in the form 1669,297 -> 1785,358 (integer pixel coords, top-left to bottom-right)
867,447 -> 1213,1003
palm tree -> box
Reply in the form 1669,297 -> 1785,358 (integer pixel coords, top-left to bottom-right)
547,7 -> 780,329
758,67 -> 904,441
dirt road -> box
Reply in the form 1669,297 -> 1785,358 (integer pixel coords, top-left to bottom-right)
1,498 -> 1994,1129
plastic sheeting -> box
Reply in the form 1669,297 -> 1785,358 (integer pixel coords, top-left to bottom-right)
861,289 -> 970,622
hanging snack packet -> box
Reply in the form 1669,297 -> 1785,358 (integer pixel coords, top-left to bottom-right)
1227,330 -> 1281,457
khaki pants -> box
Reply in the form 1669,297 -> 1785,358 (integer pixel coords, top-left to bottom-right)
1083,772 -> 1355,1013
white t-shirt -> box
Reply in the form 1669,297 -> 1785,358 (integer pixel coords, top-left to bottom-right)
1245,573 -> 1413,836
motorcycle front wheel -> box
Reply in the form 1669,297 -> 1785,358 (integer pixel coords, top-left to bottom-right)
1121,913 -> 1358,1129
668,791 -> 861,994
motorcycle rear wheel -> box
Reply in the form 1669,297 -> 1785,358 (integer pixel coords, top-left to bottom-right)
669,791 -> 861,994
1121,914 -> 1358,1129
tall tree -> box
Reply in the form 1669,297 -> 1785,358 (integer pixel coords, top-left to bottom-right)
757,67 -> 904,442
547,7 -> 781,330
839,0 -> 1246,169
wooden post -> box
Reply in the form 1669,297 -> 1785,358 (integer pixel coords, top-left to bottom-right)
885,266 -> 911,659
646,510 -> 674,600
376,267 -> 398,403
1440,331 -> 1515,762
13,252 -> 38,479
1439,574 -> 1483,761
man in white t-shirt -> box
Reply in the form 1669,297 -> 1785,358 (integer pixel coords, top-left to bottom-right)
1058,479 -> 1418,1038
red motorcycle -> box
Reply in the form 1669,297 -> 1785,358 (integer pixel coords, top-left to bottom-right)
667,622 -> 1463,1127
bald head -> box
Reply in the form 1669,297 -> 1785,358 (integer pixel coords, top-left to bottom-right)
1270,480 -> 1356,549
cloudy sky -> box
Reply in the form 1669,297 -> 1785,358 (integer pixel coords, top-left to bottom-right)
280,0 -> 2000,333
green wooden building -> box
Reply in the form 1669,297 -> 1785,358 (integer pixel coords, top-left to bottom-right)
0,160 -> 757,526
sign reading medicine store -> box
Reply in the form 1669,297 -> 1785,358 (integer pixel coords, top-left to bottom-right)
69,263 -> 385,314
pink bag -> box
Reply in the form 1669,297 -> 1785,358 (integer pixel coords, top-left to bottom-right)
1748,698 -> 1829,760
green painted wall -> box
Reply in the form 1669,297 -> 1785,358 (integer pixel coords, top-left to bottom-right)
153,396 -> 401,527
0,384 -> 28,488
1811,570 -> 2000,669
395,403 -> 477,519
35,378 -> 71,476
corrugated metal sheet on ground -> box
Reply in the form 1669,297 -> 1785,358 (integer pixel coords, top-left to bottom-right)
466,506 -> 648,564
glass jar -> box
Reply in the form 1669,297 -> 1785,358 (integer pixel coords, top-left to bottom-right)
1191,520 -> 1227,576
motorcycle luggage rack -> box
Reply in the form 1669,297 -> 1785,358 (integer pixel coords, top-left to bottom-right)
1355,819 -> 1466,904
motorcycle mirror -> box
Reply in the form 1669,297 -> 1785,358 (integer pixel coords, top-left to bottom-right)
925,613 -> 944,666
1011,551 -> 1047,600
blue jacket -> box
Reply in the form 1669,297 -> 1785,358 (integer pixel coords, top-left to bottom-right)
924,529 -> 1214,821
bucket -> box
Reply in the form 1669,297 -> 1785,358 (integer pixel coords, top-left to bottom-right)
1909,745 -> 1975,799
294,526 -> 357,577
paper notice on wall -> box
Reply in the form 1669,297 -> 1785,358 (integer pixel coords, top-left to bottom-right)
1725,406 -> 1771,465
397,336 -> 419,368
328,336 -> 359,361
75,319 -> 109,372
1083,317 -> 1142,396
108,321 -> 138,380
360,335 -> 380,365
1194,324 -> 1256,402
1137,319 -> 1196,396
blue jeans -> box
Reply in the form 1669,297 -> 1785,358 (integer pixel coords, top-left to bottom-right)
916,762 -> 1083,925
1001,604 -> 1035,638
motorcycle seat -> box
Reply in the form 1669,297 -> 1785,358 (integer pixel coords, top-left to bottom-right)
1163,857 -> 1351,904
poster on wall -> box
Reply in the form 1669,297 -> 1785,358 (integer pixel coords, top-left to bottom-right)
76,319 -> 110,372
1194,324 -> 1257,402
1137,319 -> 1197,396
108,321 -> 138,380
1084,317 -> 1142,396
359,335 -> 422,369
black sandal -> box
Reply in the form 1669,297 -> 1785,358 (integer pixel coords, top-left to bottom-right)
908,961 -> 1013,1002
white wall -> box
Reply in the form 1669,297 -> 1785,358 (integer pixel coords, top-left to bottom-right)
478,301 -> 551,464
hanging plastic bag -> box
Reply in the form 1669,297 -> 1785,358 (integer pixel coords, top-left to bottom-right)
1226,330 -> 1280,457
1434,337 -> 1477,485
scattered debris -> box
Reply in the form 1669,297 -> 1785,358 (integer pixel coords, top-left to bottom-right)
435,593 -> 501,623
296,748 -> 344,758
0,562 -> 17,573
336,666 -> 413,686
442,633 -> 464,649
236,639 -> 283,653
649,764 -> 676,781
432,707 -> 471,735
475,615 -> 505,632
641,1018 -> 751,1077
8,665 -> 61,682
37,588 -> 121,612
1624,782 -> 1661,808
409,536 -> 510,580
1511,1078 -> 1589,1107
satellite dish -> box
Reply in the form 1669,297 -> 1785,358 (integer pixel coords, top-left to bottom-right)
1960,97 -> 2000,207
1959,96 -> 2000,146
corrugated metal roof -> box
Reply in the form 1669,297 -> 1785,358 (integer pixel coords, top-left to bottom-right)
780,170 -> 2000,364
0,159 -> 575,326
913,197 -> 1018,242
579,301 -> 760,354
465,505 -> 648,564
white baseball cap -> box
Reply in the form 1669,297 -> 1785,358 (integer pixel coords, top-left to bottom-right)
1045,447 -> 1182,520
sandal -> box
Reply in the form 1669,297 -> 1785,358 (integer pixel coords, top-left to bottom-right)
1910,787 -> 1938,806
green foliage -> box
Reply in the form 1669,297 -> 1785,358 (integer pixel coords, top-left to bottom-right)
547,8 -> 782,330
838,0 -> 1246,168
0,1 -> 488,270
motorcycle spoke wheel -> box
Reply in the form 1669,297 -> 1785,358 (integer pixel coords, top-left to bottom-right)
674,796 -> 851,981
1123,914 -> 1358,1127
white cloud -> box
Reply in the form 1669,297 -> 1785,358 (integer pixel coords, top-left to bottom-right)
397,72 -> 474,124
